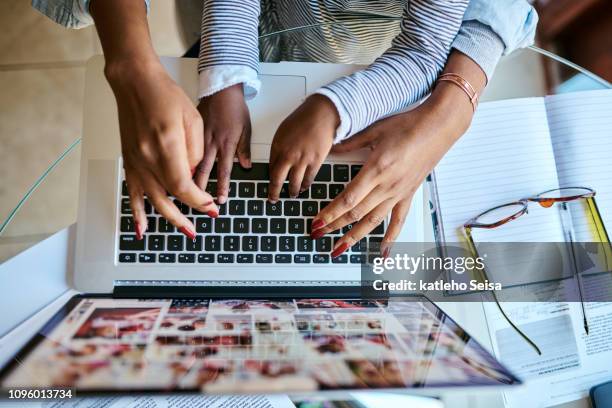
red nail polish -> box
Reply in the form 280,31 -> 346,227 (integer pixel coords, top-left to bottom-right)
382,247 -> 390,259
311,229 -> 326,239
135,222 -> 144,241
331,243 -> 349,258
207,210 -> 219,218
312,219 -> 325,230
179,226 -> 196,240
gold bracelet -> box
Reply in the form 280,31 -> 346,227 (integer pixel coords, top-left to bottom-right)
437,73 -> 479,112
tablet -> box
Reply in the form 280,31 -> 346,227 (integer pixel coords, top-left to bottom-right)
0,295 -> 519,394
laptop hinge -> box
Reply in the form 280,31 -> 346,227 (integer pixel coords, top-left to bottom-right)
112,281 -> 387,299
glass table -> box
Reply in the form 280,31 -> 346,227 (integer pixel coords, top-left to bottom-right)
1,20 -> 609,262
0,18 -> 611,408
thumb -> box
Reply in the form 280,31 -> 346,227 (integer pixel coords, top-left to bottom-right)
331,128 -> 378,153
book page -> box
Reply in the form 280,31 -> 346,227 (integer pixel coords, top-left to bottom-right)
546,89 -> 612,240
433,97 -> 564,244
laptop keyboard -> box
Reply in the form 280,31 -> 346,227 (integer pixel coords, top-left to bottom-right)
117,162 -> 384,265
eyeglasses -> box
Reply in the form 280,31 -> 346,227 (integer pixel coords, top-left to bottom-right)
463,187 -> 610,355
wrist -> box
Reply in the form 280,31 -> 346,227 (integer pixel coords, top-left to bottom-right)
308,94 -> 340,131
104,56 -> 163,89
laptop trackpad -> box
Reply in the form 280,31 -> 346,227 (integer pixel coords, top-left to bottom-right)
248,74 -> 306,145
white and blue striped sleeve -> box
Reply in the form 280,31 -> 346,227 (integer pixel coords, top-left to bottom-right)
197,0 -> 261,100
316,0 -> 469,143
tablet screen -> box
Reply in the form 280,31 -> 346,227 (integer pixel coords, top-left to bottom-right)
0,296 -> 519,393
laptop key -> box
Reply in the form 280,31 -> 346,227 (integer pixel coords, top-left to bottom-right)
257,183 -> 269,198
144,199 -> 152,214
179,253 -> 195,263
372,222 -> 385,235
195,217 -> 212,233
369,237 -> 383,252
294,254 -> 311,263
297,236 -> 313,252
173,199 -> 189,214
121,198 -> 132,214
218,254 -> 234,263
205,182 -> 217,197
288,218 -> 304,234
228,182 -> 237,197
280,183 -> 290,198
266,201 -> 282,216
298,189 -> 309,199
275,254 -> 291,263
351,165 -> 362,180
342,224 -> 354,234
231,162 -> 269,180
233,218 -> 249,233
147,216 -> 156,232
218,202 -> 227,215
119,253 -> 136,263
270,219 -> 286,234
120,216 -> 135,232
205,235 -> 221,251
148,235 -> 164,251
314,164 -> 332,181
332,254 -> 348,263
302,201 -> 318,216
239,182 -> 255,197
256,254 -> 273,263
350,254 -> 366,264
279,236 -> 295,252
247,200 -> 264,215
284,201 -> 300,216
186,236 -> 202,251
242,236 -> 258,252
214,218 -> 231,233
198,254 -> 214,263
316,237 -> 332,252
261,236 -> 277,252
223,236 -> 240,251
139,253 -> 155,263
313,254 -> 329,263
228,200 -> 245,215
252,218 -> 268,233
352,238 -> 367,252
237,254 -> 254,263
159,253 -> 176,263
120,235 -> 145,251
329,184 -> 344,199
167,235 -> 184,251
158,218 -> 174,233
311,184 -> 327,199
122,180 -> 129,196
320,200 -> 332,210
333,164 -> 349,182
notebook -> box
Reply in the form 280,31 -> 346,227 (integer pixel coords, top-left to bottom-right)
431,89 -> 612,245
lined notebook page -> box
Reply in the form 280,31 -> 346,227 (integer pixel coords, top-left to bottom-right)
547,89 -> 612,240
434,98 -> 564,243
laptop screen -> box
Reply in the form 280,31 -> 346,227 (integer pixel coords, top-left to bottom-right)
0,296 -> 519,393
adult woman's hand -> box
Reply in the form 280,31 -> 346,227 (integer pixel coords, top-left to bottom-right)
311,51 -> 486,258
108,61 -> 218,240
91,0 -> 217,240
195,84 -> 252,204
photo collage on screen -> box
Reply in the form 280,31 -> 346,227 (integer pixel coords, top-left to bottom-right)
1,297 -> 514,392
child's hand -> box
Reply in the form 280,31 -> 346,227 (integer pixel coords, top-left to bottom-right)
196,84 -> 251,204
268,95 -> 339,201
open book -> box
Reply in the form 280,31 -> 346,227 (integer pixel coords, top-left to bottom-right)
431,89 -> 612,245
430,89 -> 612,408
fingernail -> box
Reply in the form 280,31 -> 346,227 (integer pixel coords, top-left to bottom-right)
382,246 -> 390,259
207,210 -> 219,218
268,198 -> 278,204
179,226 -> 196,240
217,195 -> 227,204
311,229 -> 326,239
245,158 -> 252,168
135,222 -> 144,241
312,219 -> 325,230
331,243 -> 349,258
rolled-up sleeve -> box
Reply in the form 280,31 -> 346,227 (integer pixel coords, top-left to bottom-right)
32,0 -> 150,28
452,0 -> 538,81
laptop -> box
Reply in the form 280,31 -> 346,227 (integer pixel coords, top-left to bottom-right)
0,58 -> 520,395
72,56 -> 423,294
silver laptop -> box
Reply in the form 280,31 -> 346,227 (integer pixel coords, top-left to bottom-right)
73,56 -> 422,294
